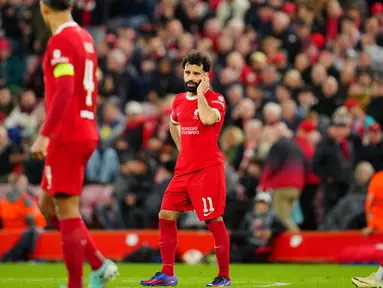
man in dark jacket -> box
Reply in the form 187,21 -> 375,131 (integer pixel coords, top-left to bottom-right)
356,123 -> 383,172
230,192 -> 286,263
295,120 -> 321,230
313,116 -> 355,216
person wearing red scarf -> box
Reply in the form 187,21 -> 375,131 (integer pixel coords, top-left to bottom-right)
345,99 -> 375,136
295,120 -> 320,230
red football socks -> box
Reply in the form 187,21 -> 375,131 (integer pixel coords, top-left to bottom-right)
53,216 -> 104,271
59,218 -> 86,288
82,221 -> 104,271
207,221 -> 230,279
159,219 -> 177,276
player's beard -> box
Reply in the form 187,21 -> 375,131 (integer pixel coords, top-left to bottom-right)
185,80 -> 200,93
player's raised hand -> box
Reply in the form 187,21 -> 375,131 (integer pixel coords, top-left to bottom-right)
197,76 -> 210,96
30,135 -> 49,160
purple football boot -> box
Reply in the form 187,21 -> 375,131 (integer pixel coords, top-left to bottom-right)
206,276 -> 231,287
140,272 -> 178,286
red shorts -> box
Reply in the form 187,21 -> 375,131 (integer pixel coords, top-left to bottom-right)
41,140 -> 97,197
161,163 -> 226,221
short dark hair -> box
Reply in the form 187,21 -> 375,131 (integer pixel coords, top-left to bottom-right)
43,0 -> 73,11
181,50 -> 212,73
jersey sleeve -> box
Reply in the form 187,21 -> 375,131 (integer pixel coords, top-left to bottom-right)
208,93 -> 226,123
48,36 -> 75,78
170,96 -> 180,125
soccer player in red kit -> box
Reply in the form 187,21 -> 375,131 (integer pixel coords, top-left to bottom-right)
30,1 -> 118,287
140,51 -> 231,287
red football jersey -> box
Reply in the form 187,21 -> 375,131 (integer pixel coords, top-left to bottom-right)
170,89 -> 226,175
43,21 -> 98,142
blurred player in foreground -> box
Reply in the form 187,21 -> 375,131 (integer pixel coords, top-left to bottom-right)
140,51 -> 231,287
352,171 -> 383,288
31,1 -> 118,287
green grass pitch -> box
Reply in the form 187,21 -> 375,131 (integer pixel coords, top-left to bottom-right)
0,263 -> 376,287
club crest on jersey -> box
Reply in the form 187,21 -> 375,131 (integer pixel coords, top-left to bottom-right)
193,109 -> 199,119
51,49 -> 69,66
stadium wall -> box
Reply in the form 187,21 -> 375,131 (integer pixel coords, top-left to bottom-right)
1,230 -> 383,263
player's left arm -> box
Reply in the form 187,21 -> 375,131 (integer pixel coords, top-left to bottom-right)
197,93 -> 225,126
40,38 -> 75,138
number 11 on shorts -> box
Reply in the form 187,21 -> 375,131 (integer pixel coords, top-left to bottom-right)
202,197 -> 214,213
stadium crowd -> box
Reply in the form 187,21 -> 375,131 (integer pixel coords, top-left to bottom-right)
0,0 -> 383,238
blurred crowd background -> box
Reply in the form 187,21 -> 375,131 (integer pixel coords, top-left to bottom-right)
0,0 -> 383,240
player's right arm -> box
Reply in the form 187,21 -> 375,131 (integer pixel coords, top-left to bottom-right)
169,121 -> 181,151
169,97 -> 181,151
40,36 -> 75,138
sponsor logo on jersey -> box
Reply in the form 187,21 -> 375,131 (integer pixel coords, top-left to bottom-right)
181,126 -> 199,135
218,96 -> 224,102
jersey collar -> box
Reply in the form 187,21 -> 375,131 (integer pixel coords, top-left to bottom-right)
54,21 -> 78,35
186,89 -> 211,100
186,93 -> 197,100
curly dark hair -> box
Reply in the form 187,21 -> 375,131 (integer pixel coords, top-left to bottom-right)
181,50 -> 212,73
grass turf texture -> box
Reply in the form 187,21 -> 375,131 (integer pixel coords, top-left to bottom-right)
0,263 -> 376,287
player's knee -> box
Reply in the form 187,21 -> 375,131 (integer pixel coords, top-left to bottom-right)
53,194 -> 81,220
205,216 -> 223,224
158,210 -> 180,220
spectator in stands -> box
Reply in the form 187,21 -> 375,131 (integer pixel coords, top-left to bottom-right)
259,65 -> 280,101
234,119 -> 263,173
295,120 -> 321,230
144,160 -> 176,227
0,82 -> 14,116
86,97 -> 123,183
313,76 -> 341,117
321,162 -> 374,231
309,64 -> 327,98
0,126 -> 23,182
5,89 -> 39,143
114,156 -> 153,228
357,123 -> 383,172
231,98 -> 256,129
313,115 -> 355,215
259,124 -> 305,231
366,79 -> 383,129
263,102 -> 282,126
0,174 -> 45,262
0,173 -> 45,231
0,38 -> 26,93
344,99 -> 375,136
297,86 -> 317,118
148,57 -> 183,101
226,157 -> 263,230
220,126 -> 244,169
230,192 -> 286,263
281,99 -> 302,131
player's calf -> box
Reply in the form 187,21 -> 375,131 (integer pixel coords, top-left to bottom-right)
206,217 -> 230,282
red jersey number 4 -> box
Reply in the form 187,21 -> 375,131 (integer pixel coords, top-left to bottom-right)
43,22 -> 99,142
